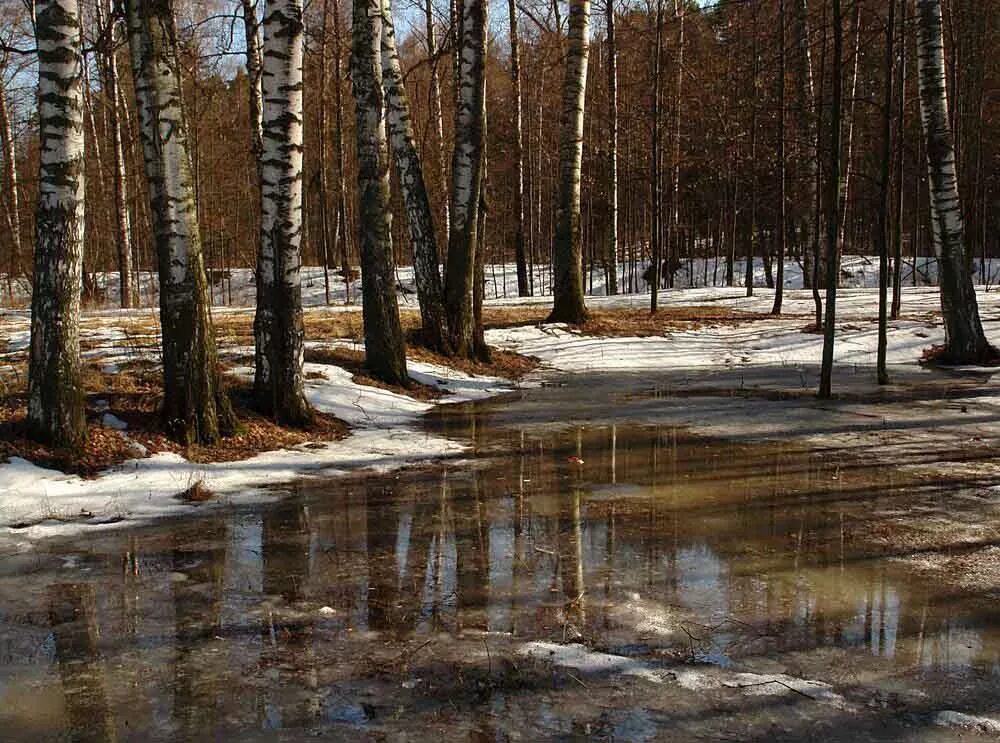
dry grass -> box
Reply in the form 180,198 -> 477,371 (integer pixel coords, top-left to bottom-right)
0,361 -> 348,476
304,346 -> 445,401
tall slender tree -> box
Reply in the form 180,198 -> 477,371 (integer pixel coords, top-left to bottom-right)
351,0 -> 408,383
891,0 -> 907,320
509,0 -> 529,296
877,0 -> 897,384
444,0 -> 488,354
650,0 -> 664,311
915,0 -> 993,362
424,0 -> 449,252
549,0 -> 591,323
95,0 -> 135,309
28,0 -> 87,448
125,0 -> 236,444
819,0 -> 844,399
0,59 -> 23,301
381,0 -> 448,351
772,0 -> 787,315
256,0 -> 311,424
604,0 -> 619,296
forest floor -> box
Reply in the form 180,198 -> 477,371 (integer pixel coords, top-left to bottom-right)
1,283 -> 999,546
3,280 -> 1000,739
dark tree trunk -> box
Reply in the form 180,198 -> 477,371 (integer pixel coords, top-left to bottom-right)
350,0 -> 408,385
125,0 -> 236,444
381,2 -> 448,352
819,0 -> 844,399
877,0 -> 896,384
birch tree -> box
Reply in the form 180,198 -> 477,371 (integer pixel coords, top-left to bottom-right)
877,0 -> 896,384
604,0 -> 618,296
28,0 -> 86,448
509,0 -> 529,296
915,0 -> 993,362
381,0 -> 448,352
444,0 -> 488,355
242,0 -> 264,159
424,0 -> 449,251
793,0 -> 822,326
351,0 -> 408,384
549,0 -> 591,324
95,0 -> 135,309
125,0 -> 236,444
255,0 -> 311,424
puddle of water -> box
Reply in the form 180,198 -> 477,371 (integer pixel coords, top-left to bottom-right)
1,382 -> 999,740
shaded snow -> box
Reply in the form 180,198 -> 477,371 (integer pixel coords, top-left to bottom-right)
519,641 -> 846,707
0,350 -> 515,546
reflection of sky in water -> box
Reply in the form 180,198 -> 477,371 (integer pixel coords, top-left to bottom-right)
670,543 -> 728,618
4,420 -> 1000,740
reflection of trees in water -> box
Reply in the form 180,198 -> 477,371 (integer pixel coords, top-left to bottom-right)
171,521 -> 226,738
365,484 -> 433,636
49,583 -> 116,743
259,502 -> 319,729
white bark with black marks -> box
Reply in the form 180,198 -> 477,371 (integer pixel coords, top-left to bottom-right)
444,0 -> 488,356
256,0 -> 311,423
29,0 -> 87,447
381,0 -> 447,351
508,0 -> 529,296
351,0 -> 407,383
604,0 -> 618,296
125,0 -> 235,444
915,0 -> 992,361
96,0 -> 135,309
549,0 -> 590,323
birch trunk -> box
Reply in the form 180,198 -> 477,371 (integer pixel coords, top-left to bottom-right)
318,0 -> 333,304
242,0 -> 264,158
424,0 -> 450,251
444,0 -> 488,356
381,0 -> 448,352
891,0 -> 906,319
333,0 -> 352,301
915,0 -> 992,362
256,0 -> 311,424
243,0 -> 270,401
650,0 -> 664,310
837,4 -> 861,253
96,0 -> 136,309
28,0 -> 87,448
771,0 -> 786,315
508,0 -> 529,296
604,0 -> 618,296
793,0 -> 822,324
125,0 -> 236,444
351,0 -> 408,384
548,0 -> 591,323
668,0 -> 685,291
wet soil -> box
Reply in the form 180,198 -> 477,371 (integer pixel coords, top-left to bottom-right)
1,372 -> 1000,740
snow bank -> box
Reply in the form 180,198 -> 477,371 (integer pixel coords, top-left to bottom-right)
5,255 -> 997,310
0,354 -> 514,545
